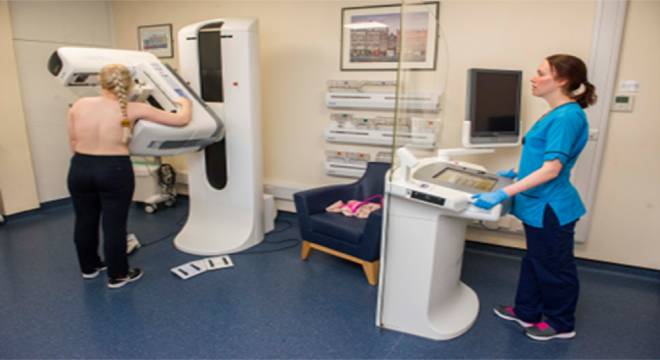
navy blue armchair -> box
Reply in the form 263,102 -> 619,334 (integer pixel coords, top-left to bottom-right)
294,162 -> 390,285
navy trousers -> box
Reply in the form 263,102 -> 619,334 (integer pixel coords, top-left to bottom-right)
514,206 -> 579,332
67,153 -> 134,279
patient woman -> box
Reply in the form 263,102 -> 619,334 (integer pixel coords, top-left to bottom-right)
67,64 -> 191,289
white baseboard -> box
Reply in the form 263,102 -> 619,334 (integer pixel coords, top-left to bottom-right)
176,171 -> 188,185
263,180 -> 307,201
176,171 -> 303,197
174,170 -> 303,211
274,199 -> 296,213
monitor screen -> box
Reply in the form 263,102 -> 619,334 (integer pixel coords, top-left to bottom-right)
432,168 -> 497,192
467,69 -> 522,138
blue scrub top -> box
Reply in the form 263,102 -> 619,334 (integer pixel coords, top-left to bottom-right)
512,102 -> 589,228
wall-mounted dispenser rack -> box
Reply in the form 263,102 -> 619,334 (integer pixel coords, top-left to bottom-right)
325,80 -> 441,112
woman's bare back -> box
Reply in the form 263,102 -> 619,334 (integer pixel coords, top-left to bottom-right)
68,95 -> 192,155
68,96 -> 133,155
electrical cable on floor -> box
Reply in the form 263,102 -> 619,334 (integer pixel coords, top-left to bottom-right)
134,218 -> 299,255
233,238 -> 300,256
137,213 -> 188,248
266,219 -> 293,234
137,228 -> 182,249
233,219 -> 300,256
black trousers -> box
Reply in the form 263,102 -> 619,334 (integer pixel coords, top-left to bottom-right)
515,206 -> 579,332
67,153 -> 134,279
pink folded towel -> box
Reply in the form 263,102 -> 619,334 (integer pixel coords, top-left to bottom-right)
325,194 -> 383,219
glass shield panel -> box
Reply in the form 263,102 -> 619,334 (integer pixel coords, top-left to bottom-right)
389,0 -> 445,171
376,0 -> 445,327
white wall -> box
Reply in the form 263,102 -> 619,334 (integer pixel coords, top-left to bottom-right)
581,0 -> 660,269
0,1 -> 39,215
8,0 -> 114,202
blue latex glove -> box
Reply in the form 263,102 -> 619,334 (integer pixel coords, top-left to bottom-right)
471,189 -> 509,210
497,168 -> 517,179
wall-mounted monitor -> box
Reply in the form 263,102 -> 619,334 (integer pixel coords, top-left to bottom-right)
462,68 -> 522,148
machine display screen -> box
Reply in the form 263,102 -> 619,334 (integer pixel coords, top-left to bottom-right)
432,168 -> 497,192
472,72 -> 518,133
467,69 -> 522,142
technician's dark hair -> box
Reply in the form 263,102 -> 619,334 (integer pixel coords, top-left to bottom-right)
546,54 -> 597,109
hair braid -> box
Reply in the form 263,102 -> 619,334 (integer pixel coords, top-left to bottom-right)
100,64 -> 134,143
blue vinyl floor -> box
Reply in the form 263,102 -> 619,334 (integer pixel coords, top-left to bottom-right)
1,198 -> 659,358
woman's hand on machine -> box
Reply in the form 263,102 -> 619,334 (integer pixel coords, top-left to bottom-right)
471,189 -> 509,210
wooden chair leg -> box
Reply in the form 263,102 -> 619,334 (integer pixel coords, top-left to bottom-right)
300,240 -> 312,260
362,260 -> 380,286
301,241 -> 379,286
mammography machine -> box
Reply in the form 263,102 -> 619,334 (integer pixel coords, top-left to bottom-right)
48,47 -> 224,156
48,18 -> 270,255
376,147 -> 512,340
175,19 -> 266,255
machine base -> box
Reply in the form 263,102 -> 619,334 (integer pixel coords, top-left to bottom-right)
377,191 -> 479,341
381,282 -> 479,340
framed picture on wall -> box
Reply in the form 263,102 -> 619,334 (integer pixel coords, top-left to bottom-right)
340,1 -> 439,71
138,24 -> 174,58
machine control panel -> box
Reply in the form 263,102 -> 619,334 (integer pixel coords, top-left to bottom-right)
388,159 -> 514,221
410,191 -> 446,206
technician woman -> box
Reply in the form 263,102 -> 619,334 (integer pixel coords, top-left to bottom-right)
471,54 -> 597,341
67,64 -> 191,289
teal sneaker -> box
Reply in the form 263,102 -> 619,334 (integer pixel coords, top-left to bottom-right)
525,321 -> 576,341
493,305 -> 534,328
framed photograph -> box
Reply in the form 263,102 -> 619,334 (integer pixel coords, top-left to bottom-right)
138,24 -> 174,58
340,2 -> 439,71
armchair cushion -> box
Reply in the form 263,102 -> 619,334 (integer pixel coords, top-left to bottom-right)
309,213 -> 367,245
295,184 -> 357,215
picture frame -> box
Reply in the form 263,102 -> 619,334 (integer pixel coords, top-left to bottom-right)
138,24 -> 174,59
340,2 -> 439,71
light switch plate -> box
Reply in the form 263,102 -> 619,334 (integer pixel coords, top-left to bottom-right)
619,80 -> 639,93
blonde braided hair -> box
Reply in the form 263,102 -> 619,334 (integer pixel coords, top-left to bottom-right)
100,64 -> 134,143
